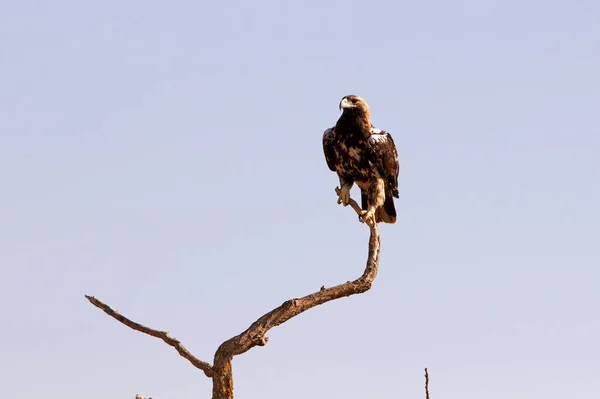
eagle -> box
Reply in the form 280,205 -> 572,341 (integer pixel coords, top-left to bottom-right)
322,95 -> 399,227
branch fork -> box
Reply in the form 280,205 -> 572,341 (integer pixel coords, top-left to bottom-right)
87,192 -> 381,399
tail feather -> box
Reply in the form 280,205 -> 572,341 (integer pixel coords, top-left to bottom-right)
376,191 -> 397,224
361,187 -> 397,224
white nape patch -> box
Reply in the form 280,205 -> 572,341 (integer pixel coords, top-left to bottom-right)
370,128 -> 382,134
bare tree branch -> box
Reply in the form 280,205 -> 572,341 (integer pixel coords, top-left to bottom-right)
211,192 -> 381,399
87,191 -> 381,399
425,367 -> 430,399
85,295 -> 213,377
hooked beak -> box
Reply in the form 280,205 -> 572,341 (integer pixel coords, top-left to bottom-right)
339,97 -> 350,110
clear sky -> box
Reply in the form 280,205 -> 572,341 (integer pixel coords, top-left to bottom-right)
1,1 -> 599,398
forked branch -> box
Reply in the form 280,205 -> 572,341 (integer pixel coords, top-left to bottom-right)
87,189 -> 381,399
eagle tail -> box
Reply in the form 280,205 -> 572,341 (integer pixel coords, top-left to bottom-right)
361,188 -> 397,224
376,191 -> 397,224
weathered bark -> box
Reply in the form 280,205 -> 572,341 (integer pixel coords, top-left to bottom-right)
211,218 -> 380,398
86,189 -> 381,399
85,295 -> 213,377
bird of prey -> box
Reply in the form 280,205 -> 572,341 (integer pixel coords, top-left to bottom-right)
322,95 -> 399,227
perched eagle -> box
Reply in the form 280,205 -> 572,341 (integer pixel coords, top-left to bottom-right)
322,95 -> 399,226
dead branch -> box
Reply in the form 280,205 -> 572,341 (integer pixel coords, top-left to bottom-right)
425,368 -> 430,399
87,191 -> 381,399
212,200 -> 379,398
85,295 -> 213,378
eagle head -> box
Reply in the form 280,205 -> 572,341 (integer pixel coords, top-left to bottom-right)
339,95 -> 371,119
339,94 -> 369,111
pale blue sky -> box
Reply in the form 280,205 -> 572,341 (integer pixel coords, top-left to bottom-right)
1,1 -> 599,398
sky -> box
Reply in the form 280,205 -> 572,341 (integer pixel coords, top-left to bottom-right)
1,1 -> 599,398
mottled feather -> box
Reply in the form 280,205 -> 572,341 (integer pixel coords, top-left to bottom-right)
366,129 -> 399,198
322,95 -> 400,225
322,128 -> 337,172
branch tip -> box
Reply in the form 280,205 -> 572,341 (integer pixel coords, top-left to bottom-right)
86,294 -> 214,378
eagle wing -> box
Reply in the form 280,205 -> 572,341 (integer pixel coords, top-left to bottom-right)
322,127 -> 337,172
367,128 -> 399,198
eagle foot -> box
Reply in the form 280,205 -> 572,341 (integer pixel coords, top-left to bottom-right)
336,186 -> 351,206
359,209 -> 376,227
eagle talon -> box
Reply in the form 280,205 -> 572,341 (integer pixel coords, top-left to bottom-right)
359,209 -> 376,227
337,186 -> 351,206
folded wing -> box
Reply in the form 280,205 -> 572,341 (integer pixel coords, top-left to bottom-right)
322,127 -> 337,172
367,128 -> 399,198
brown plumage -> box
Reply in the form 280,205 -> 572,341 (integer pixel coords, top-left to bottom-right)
322,95 -> 399,226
